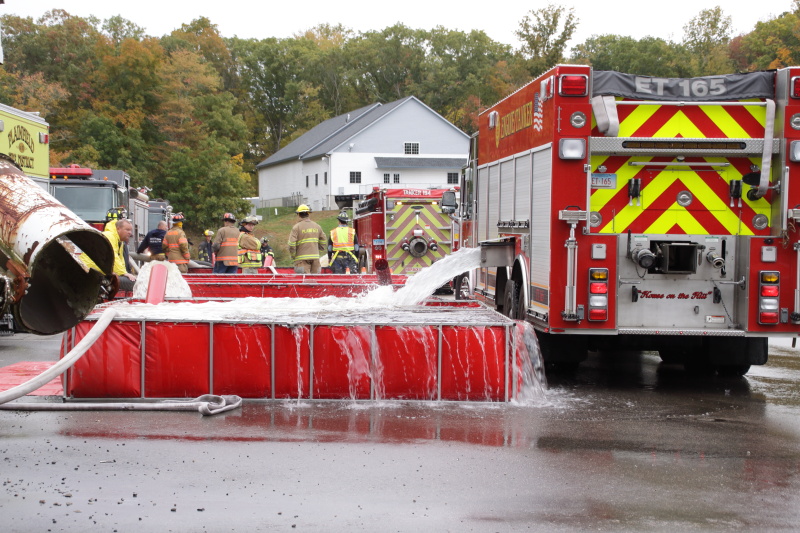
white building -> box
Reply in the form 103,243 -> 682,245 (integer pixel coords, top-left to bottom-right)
256,96 -> 469,211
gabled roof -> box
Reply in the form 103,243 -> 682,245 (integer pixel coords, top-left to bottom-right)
256,102 -> 380,168
256,96 -> 465,169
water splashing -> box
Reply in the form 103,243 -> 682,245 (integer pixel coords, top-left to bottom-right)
362,247 -> 481,306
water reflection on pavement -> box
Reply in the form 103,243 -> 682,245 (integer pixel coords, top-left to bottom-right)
1,341 -> 799,532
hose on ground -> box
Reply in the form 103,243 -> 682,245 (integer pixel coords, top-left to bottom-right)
0,307 -> 241,416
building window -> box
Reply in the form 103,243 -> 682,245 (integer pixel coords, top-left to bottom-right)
383,173 -> 390,184
315,174 -> 318,186
393,173 -> 400,184
324,172 -> 328,185
404,142 -> 419,155
447,172 -> 459,184
349,171 -> 361,184
306,175 -> 309,187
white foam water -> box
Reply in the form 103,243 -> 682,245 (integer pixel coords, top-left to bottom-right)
363,247 -> 481,306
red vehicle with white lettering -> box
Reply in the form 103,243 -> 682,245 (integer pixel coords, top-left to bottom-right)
460,64 -> 800,374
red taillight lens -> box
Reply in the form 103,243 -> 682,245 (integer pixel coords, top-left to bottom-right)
761,285 -> 779,297
760,312 -> 779,324
588,308 -> 608,321
590,282 -> 608,294
792,76 -> 800,98
559,75 -> 588,96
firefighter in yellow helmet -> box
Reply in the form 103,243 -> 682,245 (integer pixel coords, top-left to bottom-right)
288,204 -> 326,273
163,212 -> 191,273
237,216 -> 262,274
328,211 -> 359,274
198,229 -> 214,263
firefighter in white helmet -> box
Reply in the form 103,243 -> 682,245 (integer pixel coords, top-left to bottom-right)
328,211 -> 359,274
212,212 -> 239,274
288,204 -> 326,273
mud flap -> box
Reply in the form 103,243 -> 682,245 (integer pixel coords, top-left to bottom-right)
707,337 -> 768,366
537,331 -> 588,364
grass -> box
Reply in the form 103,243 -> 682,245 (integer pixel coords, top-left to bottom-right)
187,210 -> 341,267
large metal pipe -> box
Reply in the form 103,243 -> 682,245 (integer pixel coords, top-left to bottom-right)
374,258 -> 392,285
0,159 -> 113,335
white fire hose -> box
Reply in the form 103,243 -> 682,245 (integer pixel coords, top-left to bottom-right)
0,307 -> 241,416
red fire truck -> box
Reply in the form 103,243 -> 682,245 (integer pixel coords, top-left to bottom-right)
461,64 -> 800,374
354,187 -> 459,275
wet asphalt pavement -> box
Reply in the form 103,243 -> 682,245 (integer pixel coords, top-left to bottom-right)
1,334 -> 799,532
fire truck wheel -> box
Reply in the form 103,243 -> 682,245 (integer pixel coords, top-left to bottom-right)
503,280 -> 520,319
454,274 -> 471,300
717,364 -> 750,377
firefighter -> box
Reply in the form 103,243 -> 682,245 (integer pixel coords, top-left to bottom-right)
105,207 -> 134,274
237,216 -> 262,274
137,220 -> 168,261
212,212 -> 240,274
81,218 -> 137,292
260,237 -> 275,267
163,212 -> 191,273
198,229 -> 214,263
288,204 -> 326,273
328,211 -> 359,274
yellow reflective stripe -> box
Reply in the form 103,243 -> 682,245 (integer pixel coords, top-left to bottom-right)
616,103 -> 659,136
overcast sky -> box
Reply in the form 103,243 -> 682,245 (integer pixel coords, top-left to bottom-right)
2,1 -> 797,50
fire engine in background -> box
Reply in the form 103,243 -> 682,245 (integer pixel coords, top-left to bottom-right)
147,199 -> 173,231
48,165 -> 150,257
461,64 -> 800,375
0,103 -> 50,189
0,103 -> 51,334
354,187 -> 459,276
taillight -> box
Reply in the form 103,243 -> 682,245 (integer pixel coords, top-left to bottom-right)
559,74 -> 588,96
792,76 -> 800,99
588,268 -> 608,322
758,271 -> 780,325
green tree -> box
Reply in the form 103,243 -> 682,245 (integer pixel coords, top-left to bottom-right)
515,4 -> 578,76
157,141 -> 252,231
571,35 -> 691,77
345,24 -> 427,103
730,5 -> 799,71
682,6 -> 734,75
415,27 -> 514,132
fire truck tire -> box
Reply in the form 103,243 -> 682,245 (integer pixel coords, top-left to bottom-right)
717,364 -> 750,377
454,274 -> 471,300
502,280 -> 519,319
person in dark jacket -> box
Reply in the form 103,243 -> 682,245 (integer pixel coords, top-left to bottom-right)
137,220 -> 168,261
198,229 -> 214,263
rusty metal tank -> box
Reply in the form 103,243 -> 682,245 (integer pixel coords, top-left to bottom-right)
0,158 -> 113,334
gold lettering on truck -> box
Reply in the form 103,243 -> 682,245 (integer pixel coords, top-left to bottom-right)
495,101 -> 533,147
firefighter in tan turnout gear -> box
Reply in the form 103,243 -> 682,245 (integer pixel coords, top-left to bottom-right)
237,216 -> 262,274
328,211 -> 359,274
288,204 -> 326,273
213,212 -> 240,274
163,212 -> 191,273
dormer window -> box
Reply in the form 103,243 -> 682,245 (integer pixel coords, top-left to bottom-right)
404,142 -> 419,155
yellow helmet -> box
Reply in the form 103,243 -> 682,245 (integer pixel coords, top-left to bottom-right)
203,229 -> 214,236
296,204 -> 311,213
